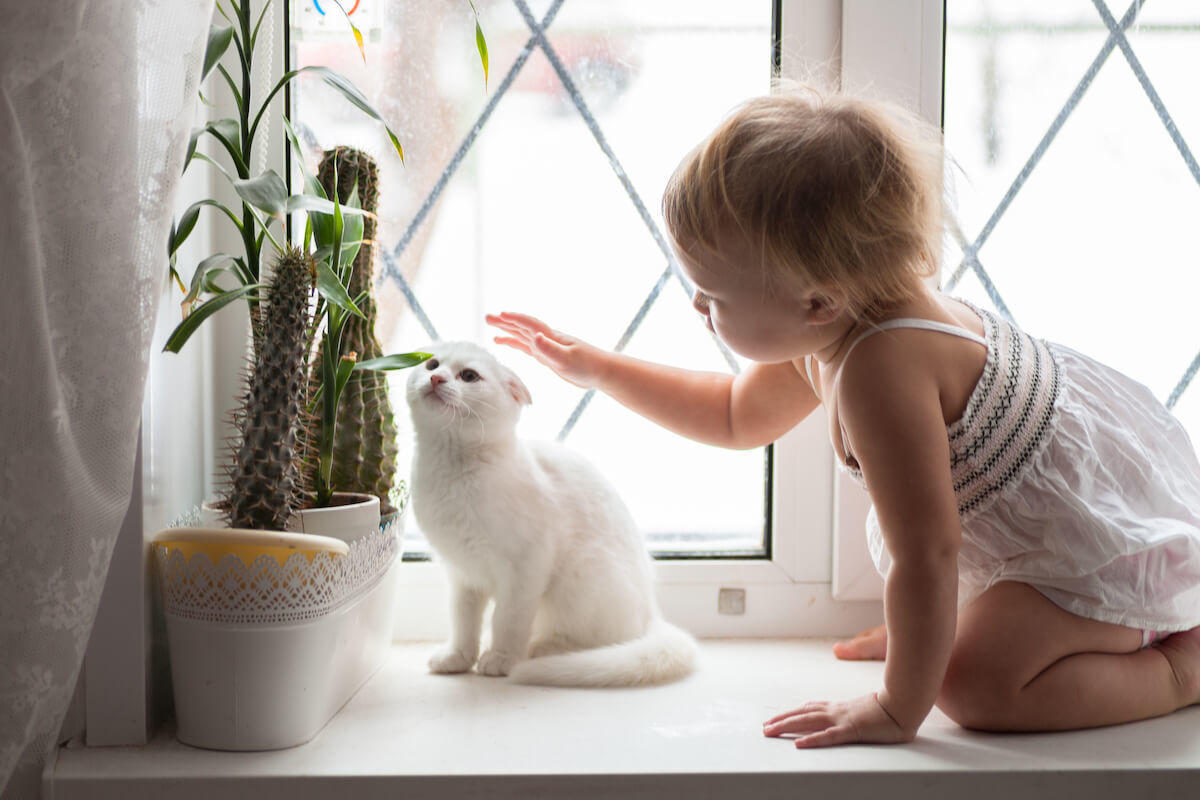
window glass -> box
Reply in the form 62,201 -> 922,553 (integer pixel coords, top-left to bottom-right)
944,0 -> 1200,435
290,0 -> 775,556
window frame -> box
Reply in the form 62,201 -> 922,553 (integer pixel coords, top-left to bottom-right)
827,0 -> 945,603
382,0 -> 945,639
85,5 -> 949,753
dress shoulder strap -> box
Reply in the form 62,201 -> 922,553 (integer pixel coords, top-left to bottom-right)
827,316 -> 987,471
841,317 -> 987,367
804,355 -> 819,399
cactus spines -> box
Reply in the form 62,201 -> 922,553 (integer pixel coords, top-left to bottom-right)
224,247 -> 316,530
311,146 -> 401,508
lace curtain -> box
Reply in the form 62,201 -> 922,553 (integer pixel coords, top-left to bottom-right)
0,2 -> 213,797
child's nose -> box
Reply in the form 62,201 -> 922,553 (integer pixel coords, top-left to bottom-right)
692,292 -> 710,316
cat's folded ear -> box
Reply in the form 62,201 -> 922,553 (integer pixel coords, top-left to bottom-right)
506,371 -> 533,406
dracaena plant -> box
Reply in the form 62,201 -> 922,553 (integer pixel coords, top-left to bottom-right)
166,0 -> 488,512
164,0 -> 407,356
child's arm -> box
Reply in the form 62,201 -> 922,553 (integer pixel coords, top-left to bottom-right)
764,332 -> 961,746
487,311 -> 818,449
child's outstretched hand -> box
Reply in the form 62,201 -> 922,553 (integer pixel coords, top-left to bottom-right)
486,312 -> 605,389
763,692 -> 914,748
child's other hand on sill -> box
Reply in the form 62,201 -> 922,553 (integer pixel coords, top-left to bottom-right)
762,692 -> 916,748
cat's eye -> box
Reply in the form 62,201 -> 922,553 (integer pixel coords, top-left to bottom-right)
425,359 -> 439,371
459,369 -> 480,383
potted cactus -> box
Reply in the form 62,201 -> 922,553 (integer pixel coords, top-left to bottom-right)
154,244 -> 415,751
151,0 -> 487,750
307,146 -> 407,522
161,0 -> 430,542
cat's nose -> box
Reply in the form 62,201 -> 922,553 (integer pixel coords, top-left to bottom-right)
430,374 -> 447,388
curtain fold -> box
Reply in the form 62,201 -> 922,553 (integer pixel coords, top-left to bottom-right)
0,2 -> 213,797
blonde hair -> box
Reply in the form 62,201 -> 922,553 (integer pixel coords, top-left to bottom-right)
662,86 -> 944,321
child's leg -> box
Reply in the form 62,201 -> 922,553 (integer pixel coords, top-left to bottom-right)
937,580 -> 1200,731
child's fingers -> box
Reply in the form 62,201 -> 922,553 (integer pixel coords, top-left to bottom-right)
531,332 -> 571,364
492,336 -> 532,357
763,706 -> 831,738
794,726 -> 856,749
493,333 -> 569,374
485,315 -> 527,340
487,311 -> 555,338
764,702 -> 825,726
486,314 -> 565,354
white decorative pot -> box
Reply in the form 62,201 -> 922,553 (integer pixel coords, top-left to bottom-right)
198,492 -> 380,544
153,504 -> 402,751
294,491 -> 379,543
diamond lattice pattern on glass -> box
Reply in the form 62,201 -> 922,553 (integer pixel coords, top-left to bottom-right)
290,0 -> 775,556
944,0 -> 1200,436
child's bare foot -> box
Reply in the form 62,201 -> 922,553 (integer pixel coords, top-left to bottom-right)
832,625 -> 887,661
1156,625 -> 1200,708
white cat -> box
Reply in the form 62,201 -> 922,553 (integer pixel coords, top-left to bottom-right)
405,341 -> 697,687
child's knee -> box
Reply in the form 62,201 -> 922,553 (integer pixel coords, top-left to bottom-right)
937,643 -> 1019,730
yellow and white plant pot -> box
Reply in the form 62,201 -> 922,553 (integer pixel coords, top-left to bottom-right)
153,498 -> 402,751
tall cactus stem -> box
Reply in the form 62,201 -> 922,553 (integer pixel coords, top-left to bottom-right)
224,247 -> 316,530
310,146 -> 401,509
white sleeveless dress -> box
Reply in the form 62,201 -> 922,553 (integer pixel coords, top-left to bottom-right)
821,301 -> 1200,632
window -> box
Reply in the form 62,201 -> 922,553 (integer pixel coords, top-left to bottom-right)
834,0 -> 1200,601
285,0 -> 896,638
289,0 -> 776,561
943,0 -> 1200,432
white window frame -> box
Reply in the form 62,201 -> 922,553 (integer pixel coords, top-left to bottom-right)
81,0 -> 943,748
830,0 -> 945,602
390,0 -> 943,640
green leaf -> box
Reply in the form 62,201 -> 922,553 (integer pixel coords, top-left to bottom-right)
202,23 -> 235,83
470,1 -> 489,88
232,170 -> 289,216
330,184 -> 346,282
183,253 -> 238,306
163,283 -> 261,353
251,66 -> 404,163
169,266 -> 187,295
334,353 -> 357,401
184,128 -> 202,172
170,205 -> 201,256
330,1 -> 366,62
186,119 -> 245,174
314,260 -> 363,319
216,63 -> 244,112
174,198 -> 245,237
283,194 -> 369,217
250,0 -> 273,50
338,179 -> 364,272
194,152 -> 235,183
355,352 -> 432,371
311,241 -> 365,266
282,118 -> 318,186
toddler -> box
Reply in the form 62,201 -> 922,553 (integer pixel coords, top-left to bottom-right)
487,87 -> 1200,747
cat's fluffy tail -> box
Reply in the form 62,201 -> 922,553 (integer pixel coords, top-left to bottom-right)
508,618 -> 698,688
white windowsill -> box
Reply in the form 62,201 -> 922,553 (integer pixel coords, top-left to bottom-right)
50,639 -> 1200,800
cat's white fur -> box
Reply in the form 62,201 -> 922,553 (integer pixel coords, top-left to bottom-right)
405,341 -> 697,687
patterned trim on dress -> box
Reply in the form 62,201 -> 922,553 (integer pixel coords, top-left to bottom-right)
950,306 -> 1061,520
841,304 -> 1061,522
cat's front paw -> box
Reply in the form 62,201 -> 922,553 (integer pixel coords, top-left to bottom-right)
429,648 -> 476,674
476,649 -> 518,677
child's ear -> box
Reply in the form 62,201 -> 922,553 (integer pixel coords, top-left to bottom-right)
806,291 -> 844,325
